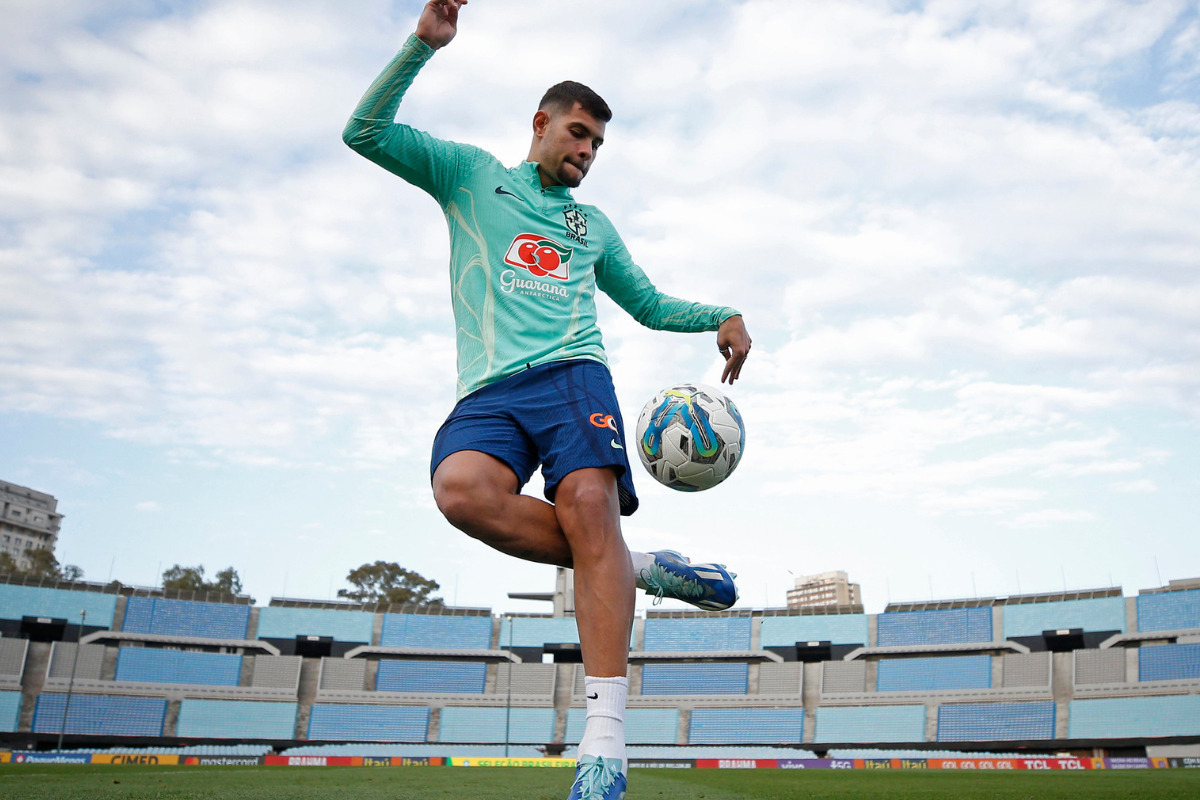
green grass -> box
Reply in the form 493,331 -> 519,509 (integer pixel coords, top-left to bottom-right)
0,764 -> 1197,800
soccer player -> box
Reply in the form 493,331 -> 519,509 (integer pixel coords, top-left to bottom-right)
343,2 -> 751,797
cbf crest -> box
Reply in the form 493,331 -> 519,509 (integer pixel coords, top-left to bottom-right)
563,204 -> 588,245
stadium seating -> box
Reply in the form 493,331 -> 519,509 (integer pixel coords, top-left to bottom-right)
876,655 -> 991,692
688,707 -> 804,744
641,616 -> 752,652
47,641 -> 105,681
496,616 -> 581,648
7,578 -> 1200,752
379,613 -> 492,649
375,659 -> 486,694
0,690 -> 20,732
1001,652 -> 1051,688
758,613 -> 869,647
493,663 -> 557,700
176,699 -> 298,739
640,663 -> 749,695
876,608 -> 993,647
565,708 -> 679,745
121,596 -> 251,640
0,584 -> 117,627
1001,597 -> 1126,639
114,647 -> 242,686
33,693 -> 166,736
1074,648 -> 1126,684
813,705 -> 926,743
255,606 -> 374,643
307,704 -> 430,742
1138,643 -> 1200,682
936,701 -> 1056,741
437,706 -> 556,743
0,637 -> 27,688
318,657 -> 367,691
1136,588 -> 1200,632
1068,694 -> 1200,738
821,660 -> 867,694
757,662 -> 804,695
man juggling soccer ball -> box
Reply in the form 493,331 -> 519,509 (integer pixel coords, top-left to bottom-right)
343,2 -> 752,797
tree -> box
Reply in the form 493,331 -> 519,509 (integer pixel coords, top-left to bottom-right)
0,547 -> 83,582
161,564 -> 245,596
339,561 -> 443,607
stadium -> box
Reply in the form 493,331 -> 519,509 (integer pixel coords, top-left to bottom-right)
1,569 -> 1198,779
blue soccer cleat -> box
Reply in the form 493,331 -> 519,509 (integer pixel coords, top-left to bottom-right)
567,755 -> 626,800
640,550 -> 738,611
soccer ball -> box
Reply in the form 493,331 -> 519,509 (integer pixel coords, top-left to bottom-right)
634,383 -> 746,492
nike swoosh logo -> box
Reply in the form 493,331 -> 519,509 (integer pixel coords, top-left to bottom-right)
586,693 -> 599,700
610,440 -> 623,450
495,186 -> 518,197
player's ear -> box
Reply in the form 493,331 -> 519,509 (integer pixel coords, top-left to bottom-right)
532,109 -> 551,137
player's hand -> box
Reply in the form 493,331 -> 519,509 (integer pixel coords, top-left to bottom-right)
416,0 -> 467,49
717,315 -> 751,385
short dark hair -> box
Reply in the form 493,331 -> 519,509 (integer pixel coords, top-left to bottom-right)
539,81 -> 612,123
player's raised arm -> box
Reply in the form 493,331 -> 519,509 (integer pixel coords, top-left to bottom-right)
416,0 -> 468,49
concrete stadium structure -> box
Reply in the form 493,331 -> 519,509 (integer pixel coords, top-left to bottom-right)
1,575 -> 1198,757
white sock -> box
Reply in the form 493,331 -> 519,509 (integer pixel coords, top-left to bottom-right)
578,675 -> 628,774
630,551 -> 655,591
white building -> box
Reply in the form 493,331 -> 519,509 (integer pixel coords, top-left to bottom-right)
787,569 -> 861,609
1,480 -> 62,571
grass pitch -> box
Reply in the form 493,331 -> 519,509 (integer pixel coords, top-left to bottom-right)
1,764 -> 1197,799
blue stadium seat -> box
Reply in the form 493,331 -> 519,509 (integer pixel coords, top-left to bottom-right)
877,655 -> 992,692
379,613 -> 492,649
0,584 -> 116,627
33,694 -> 166,736
122,597 -> 251,640
1138,643 -> 1200,682
497,616 -> 581,647
640,663 -> 749,695
0,691 -> 20,732
689,707 -> 803,744
814,705 -> 925,743
877,608 -> 992,647
565,708 -> 678,744
177,700 -> 298,739
759,614 -> 869,647
375,660 -> 486,694
642,617 -> 751,652
1137,589 -> 1200,633
1069,695 -> 1200,738
438,707 -> 555,743
115,648 -> 242,686
308,704 -> 430,742
1001,598 -> 1126,638
255,607 -> 374,643
937,701 -> 1056,741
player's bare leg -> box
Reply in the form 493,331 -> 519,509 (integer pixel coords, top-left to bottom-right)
433,450 -> 572,566
552,467 -> 634,676
433,450 -> 738,611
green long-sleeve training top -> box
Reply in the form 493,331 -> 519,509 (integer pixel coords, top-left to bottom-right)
343,35 -> 740,401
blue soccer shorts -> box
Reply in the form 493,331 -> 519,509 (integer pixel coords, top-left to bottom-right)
430,358 -> 639,516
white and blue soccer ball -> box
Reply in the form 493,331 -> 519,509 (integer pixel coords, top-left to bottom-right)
635,383 -> 746,492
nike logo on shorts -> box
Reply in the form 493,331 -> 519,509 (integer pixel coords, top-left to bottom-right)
610,440 -> 624,450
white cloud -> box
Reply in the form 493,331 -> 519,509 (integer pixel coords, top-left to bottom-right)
2,0 -> 1199,609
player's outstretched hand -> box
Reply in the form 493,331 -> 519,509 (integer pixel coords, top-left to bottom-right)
717,315 -> 751,385
416,0 -> 467,50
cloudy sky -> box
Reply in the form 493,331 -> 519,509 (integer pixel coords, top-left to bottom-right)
2,0 -> 1198,615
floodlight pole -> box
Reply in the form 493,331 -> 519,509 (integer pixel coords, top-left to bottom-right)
56,609 -> 86,752
504,614 -> 513,758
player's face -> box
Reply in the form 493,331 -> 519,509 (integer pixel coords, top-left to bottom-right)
532,103 -> 605,188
